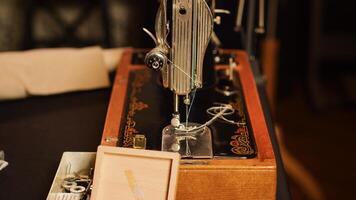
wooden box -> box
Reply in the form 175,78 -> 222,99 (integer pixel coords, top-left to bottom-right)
101,48 -> 276,200
47,152 -> 96,200
91,146 -> 180,200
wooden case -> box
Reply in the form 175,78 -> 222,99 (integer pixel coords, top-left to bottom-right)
101,48 -> 276,200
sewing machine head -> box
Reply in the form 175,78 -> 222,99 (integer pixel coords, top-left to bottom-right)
144,0 -> 214,92
144,0 -> 215,158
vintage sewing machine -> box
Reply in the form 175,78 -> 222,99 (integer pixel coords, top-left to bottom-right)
101,0 -> 276,199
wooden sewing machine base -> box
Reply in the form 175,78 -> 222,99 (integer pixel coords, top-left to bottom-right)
101,48 -> 276,200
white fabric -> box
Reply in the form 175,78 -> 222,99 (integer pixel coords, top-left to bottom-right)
103,48 -> 126,72
0,46 -> 126,101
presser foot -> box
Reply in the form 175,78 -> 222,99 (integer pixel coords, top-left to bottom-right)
161,123 -> 213,158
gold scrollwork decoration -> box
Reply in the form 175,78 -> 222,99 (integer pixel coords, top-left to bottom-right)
123,71 -> 151,147
230,127 -> 254,155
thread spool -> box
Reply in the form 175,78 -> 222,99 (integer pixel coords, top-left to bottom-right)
70,185 -> 86,194
62,181 -> 77,192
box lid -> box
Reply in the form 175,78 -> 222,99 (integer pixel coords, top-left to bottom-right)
91,146 -> 180,200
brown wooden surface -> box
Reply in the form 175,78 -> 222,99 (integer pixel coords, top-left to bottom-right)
101,49 -> 276,200
177,160 -> 276,200
101,48 -> 132,146
237,50 -> 275,160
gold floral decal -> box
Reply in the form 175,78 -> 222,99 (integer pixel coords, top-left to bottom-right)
123,70 -> 150,147
229,97 -> 254,155
230,126 -> 254,155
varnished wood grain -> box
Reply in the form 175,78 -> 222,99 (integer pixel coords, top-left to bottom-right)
101,48 -> 133,146
177,162 -> 276,200
237,51 -> 275,160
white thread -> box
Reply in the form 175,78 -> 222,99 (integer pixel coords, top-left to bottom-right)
168,59 -> 195,83
207,103 -> 246,126
182,104 -> 233,133
175,103 -> 246,135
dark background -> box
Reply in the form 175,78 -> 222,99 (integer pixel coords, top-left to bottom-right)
0,0 -> 355,199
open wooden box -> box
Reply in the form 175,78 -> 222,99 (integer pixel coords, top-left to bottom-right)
100,48 -> 276,200
47,152 -> 96,200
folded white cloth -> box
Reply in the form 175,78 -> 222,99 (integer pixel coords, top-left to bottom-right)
103,48 -> 126,72
0,46 -> 126,101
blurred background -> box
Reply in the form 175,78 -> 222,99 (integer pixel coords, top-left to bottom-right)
0,0 -> 355,199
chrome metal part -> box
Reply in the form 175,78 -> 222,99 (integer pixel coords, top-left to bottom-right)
173,94 -> 179,113
255,0 -> 266,34
171,0 -> 213,95
144,0 -> 170,86
235,0 -> 245,32
143,0 -> 215,158
155,0 -> 168,46
162,123 -> 213,158
214,9 -> 231,14
144,48 -> 168,71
